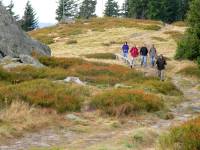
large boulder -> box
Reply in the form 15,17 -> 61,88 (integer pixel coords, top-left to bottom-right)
0,5 -> 51,58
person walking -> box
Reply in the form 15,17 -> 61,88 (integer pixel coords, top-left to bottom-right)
122,42 -> 129,58
130,45 -> 139,68
156,54 -> 167,81
140,44 -> 148,67
149,44 -> 157,67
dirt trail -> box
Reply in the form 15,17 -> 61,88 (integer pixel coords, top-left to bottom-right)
0,26 -> 199,150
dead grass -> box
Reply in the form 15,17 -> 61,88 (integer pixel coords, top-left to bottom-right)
172,21 -> 187,27
84,53 -> 116,60
164,31 -> 184,42
0,101 -> 58,140
152,36 -> 167,42
29,18 -> 162,45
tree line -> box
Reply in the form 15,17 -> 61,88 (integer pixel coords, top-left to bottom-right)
176,0 -> 200,66
0,0 -> 37,31
56,0 -> 190,23
1,0 -> 191,30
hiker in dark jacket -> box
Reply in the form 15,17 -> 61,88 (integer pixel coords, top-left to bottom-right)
156,54 -> 167,81
140,44 -> 148,67
149,44 -> 157,67
122,42 -> 129,58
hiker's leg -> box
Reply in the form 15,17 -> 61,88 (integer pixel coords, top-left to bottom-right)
161,70 -> 165,81
151,56 -> 154,66
158,70 -> 161,79
144,56 -> 147,67
123,53 -> 126,58
141,56 -> 144,66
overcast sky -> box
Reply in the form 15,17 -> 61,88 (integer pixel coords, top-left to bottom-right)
2,0 -> 124,23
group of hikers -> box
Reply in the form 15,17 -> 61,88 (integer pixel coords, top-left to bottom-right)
122,42 -> 167,81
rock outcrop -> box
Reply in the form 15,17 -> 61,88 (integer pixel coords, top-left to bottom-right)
0,5 -> 51,58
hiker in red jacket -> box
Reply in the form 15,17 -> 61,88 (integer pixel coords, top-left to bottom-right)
130,45 -> 139,68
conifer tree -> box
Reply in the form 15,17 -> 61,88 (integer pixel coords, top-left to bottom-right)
176,0 -> 200,61
121,0 -> 129,17
56,0 -> 77,21
79,0 -> 96,19
104,0 -> 119,17
21,1 -> 38,31
6,0 -> 19,20
128,0 -> 148,19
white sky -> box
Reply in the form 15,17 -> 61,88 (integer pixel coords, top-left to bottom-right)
2,0 -> 124,23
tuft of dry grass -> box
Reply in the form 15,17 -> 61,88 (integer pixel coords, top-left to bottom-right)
159,117 -> 200,150
66,39 -> 78,44
178,66 -> 200,79
90,89 -> 164,116
0,101 -> 57,140
172,21 -> 187,27
152,36 -> 167,42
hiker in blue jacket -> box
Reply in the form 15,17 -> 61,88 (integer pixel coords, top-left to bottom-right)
122,42 -> 129,58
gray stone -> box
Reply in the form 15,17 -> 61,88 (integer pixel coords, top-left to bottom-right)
2,62 -> 27,70
64,77 -> 86,85
65,114 -> 86,123
114,83 -> 132,89
19,55 -> 44,68
0,5 -> 51,58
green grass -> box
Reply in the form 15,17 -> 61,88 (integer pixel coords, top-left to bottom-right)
0,66 -> 69,83
178,66 -> 200,79
142,80 -> 183,96
84,53 -> 116,60
0,79 -> 90,113
0,56 -> 181,114
159,117 -> 200,150
90,89 -> 164,116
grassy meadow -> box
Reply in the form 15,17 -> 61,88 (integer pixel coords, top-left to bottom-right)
1,18 -> 198,149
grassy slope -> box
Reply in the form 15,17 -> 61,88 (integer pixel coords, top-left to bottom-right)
1,18 -> 196,149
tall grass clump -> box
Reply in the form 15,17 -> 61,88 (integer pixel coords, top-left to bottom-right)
90,89 -> 164,116
38,56 -> 86,69
159,117 -> 200,150
143,80 -> 182,96
68,63 -> 143,85
0,80 -> 89,113
0,66 -> 69,83
178,66 -> 200,79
